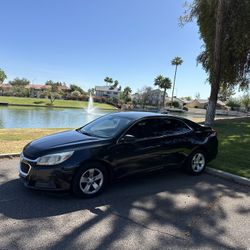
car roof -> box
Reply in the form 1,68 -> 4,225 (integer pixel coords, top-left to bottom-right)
110,111 -> 187,121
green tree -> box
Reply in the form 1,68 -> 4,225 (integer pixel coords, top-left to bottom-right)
120,86 -> 132,104
154,75 -> 172,107
12,86 -> 29,97
137,86 -> 153,109
0,68 -> 7,83
172,101 -> 180,108
88,88 -> 95,95
45,80 -> 61,104
171,57 -> 183,106
195,92 -> 201,99
226,97 -> 241,111
70,84 -> 84,94
241,93 -> 250,111
112,80 -> 119,89
9,78 -> 30,86
218,83 -> 236,102
104,77 -> 113,86
181,0 -> 250,125
45,80 -> 63,87
181,96 -> 192,101
71,90 -> 82,100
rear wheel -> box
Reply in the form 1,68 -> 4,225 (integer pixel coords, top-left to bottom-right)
186,150 -> 207,175
72,163 -> 108,198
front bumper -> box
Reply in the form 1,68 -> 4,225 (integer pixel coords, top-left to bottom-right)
19,156 -> 76,191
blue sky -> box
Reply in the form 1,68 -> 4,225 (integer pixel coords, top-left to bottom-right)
1,0 -> 212,98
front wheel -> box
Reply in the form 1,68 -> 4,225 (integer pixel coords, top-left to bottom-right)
72,163 -> 108,198
186,150 -> 207,175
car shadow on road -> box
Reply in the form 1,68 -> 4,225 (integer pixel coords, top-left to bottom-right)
0,168 -> 249,249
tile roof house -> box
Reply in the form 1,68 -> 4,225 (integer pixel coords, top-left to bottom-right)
185,99 -> 226,109
95,86 -> 121,99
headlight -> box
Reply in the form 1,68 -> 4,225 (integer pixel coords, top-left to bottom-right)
36,151 -> 74,166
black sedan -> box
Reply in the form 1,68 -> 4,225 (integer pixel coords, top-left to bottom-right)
19,112 -> 218,197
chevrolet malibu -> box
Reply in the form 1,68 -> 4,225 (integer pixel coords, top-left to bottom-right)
19,112 -> 218,198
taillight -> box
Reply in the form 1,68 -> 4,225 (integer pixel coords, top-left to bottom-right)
211,128 -> 217,136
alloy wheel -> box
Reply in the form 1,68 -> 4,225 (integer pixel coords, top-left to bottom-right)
191,153 -> 205,173
79,168 -> 104,194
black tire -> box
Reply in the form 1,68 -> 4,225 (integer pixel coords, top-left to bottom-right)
72,162 -> 108,198
185,150 -> 207,175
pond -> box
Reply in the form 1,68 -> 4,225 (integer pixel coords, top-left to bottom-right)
0,106 -> 110,128
0,106 -> 229,129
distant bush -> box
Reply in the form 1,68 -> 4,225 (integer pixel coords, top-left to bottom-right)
70,90 -> 81,100
226,98 -> 241,110
33,101 -> 45,104
39,92 -> 47,98
172,101 -> 180,108
3,91 -> 14,96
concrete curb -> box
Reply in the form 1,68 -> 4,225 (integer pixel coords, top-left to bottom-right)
206,167 -> 250,187
0,153 -> 20,159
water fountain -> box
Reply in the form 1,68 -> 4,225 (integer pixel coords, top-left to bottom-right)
86,93 -> 95,114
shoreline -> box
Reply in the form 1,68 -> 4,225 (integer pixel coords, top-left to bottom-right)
0,96 -> 117,110
1,103 -> 117,110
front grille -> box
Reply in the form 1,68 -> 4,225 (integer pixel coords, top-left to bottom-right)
20,162 -> 30,174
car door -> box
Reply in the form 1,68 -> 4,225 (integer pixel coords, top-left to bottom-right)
110,118 -> 164,178
157,118 -> 193,167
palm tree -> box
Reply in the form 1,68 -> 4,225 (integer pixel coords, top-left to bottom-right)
0,68 -> 7,84
113,80 -> 119,88
171,57 -> 183,106
110,80 -> 119,89
154,75 -> 172,108
121,86 -> 132,104
104,77 -> 113,86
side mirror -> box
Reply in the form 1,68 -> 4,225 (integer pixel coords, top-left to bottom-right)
121,134 -> 136,143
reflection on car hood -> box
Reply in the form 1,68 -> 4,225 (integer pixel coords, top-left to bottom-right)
23,130 -> 109,159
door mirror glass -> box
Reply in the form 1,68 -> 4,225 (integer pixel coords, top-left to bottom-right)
121,134 -> 136,143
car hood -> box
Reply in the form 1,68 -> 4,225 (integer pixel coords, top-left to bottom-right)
23,130 -> 110,159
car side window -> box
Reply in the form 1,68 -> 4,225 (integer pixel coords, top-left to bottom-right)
159,118 -> 191,135
126,118 -> 191,139
126,119 -> 160,139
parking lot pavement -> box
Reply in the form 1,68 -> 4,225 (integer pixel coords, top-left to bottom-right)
0,158 -> 250,250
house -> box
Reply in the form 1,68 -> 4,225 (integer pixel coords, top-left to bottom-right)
165,96 -> 185,108
131,89 -> 171,106
95,86 -> 121,99
147,89 -> 165,105
25,84 -> 49,98
26,84 -> 71,98
185,99 -> 226,109
0,84 -> 12,95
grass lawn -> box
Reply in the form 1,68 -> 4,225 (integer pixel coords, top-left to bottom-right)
0,117 -> 249,179
0,96 -> 116,110
0,128 -> 67,154
209,117 -> 250,179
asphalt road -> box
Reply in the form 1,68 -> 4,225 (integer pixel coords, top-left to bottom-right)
0,157 -> 250,250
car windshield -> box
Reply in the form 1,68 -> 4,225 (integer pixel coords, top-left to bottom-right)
79,114 -> 133,138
